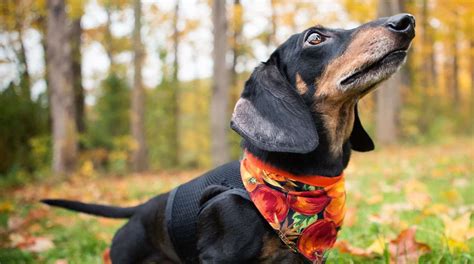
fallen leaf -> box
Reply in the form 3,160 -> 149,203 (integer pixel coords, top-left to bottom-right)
0,201 -> 14,212
10,233 -> 55,253
389,228 -> 430,264
422,203 -> 449,216
366,194 -> 383,205
343,207 -> 357,227
367,236 -> 386,255
404,179 -> 431,209
7,216 -> 25,231
442,189 -> 462,204
441,212 -> 474,252
335,240 -> 375,257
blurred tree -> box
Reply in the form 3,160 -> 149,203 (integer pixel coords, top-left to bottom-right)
374,0 -> 404,144
0,83 -> 49,174
46,0 -> 78,175
131,0 -> 148,172
230,0 -> 243,96
211,0 -> 230,166
169,0 -> 180,167
70,15 -> 85,134
91,73 -> 130,147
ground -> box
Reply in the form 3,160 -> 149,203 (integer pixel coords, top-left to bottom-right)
0,137 -> 473,263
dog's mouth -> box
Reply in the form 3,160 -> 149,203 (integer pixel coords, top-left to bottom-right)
339,48 -> 408,93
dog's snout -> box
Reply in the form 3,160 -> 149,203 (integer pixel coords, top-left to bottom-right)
385,13 -> 415,37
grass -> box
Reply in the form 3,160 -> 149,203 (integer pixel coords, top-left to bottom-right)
0,137 -> 473,263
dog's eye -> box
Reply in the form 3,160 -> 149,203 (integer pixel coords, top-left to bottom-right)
306,32 -> 325,45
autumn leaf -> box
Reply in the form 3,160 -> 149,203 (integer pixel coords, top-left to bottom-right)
441,212 -> 474,253
11,234 -> 55,253
404,179 -> 431,210
335,240 -> 376,257
388,228 -> 430,264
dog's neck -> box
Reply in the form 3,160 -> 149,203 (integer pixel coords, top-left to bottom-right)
242,134 -> 351,177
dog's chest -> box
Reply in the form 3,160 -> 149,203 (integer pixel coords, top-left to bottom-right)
241,153 -> 346,263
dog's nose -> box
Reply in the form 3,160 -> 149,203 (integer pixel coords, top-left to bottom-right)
385,13 -> 415,38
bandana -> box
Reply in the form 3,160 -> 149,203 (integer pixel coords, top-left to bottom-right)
240,152 -> 346,263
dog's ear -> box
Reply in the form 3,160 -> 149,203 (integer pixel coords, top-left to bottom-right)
350,104 -> 374,152
231,64 -> 318,153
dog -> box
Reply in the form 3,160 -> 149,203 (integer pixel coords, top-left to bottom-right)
42,14 -> 415,263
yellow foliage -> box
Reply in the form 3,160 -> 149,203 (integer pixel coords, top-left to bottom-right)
66,0 -> 85,19
79,160 -> 96,179
442,213 -> 474,253
0,201 -> 14,213
404,179 -> 432,210
366,236 -> 385,255
343,0 -> 376,23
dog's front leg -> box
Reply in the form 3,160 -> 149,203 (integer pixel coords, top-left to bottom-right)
196,187 -> 268,263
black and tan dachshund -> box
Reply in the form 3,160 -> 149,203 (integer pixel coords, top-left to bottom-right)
43,14 -> 415,263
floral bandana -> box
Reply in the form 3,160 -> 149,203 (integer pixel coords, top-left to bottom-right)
240,152 -> 346,263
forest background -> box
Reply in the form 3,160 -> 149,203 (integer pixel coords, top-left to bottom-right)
0,0 -> 473,263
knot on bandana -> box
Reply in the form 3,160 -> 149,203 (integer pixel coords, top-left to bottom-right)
240,151 -> 346,263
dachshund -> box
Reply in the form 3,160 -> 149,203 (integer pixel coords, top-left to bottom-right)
43,13 -> 415,264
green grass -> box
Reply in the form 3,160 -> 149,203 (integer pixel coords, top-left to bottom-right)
0,137 -> 472,263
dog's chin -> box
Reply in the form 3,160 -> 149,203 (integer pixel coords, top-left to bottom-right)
338,50 -> 407,96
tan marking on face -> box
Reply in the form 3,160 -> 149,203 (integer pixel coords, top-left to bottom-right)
315,27 -> 392,98
295,73 -> 308,95
313,27 -> 391,156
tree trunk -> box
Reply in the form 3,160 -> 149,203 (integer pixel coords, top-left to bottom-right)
375,0 -> 402,144
46,0 -> 78,175
211,0 -> 230,166
421,0 -> 437,90
267,0 -> 277,53
230,0 -> 243,106
131,0 -> 148,172
70,17 -> 85,134
17,26 -> 31,100
470,40 -> 474,102
169,0 -> 180,167
449,37 -> 460,108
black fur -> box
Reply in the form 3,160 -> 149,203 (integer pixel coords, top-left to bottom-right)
230,63 -> 318,154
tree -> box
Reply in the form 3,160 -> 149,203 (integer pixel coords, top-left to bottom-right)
70,17 -> 85,134
375,0 -> 403,144
210,0 -> 230,166
169,0 -> 180,166
46,0 -> 78,174
131,0 -> 148,172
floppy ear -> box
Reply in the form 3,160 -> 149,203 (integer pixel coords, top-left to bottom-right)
230,64 -> 318,154
350,104 -> 374,152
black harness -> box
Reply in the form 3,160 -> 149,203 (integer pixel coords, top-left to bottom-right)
165,161 -> 247,263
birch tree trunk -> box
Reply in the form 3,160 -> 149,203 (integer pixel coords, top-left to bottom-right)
131,0 -> 148,172
211,0 -> 230,166
46,0 -> 77,175
375,0 -> 403,144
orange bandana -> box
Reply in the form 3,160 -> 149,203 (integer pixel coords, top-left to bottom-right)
240,152 -> 346,263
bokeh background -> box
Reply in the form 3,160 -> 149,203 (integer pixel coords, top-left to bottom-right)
0,0 -> 472,263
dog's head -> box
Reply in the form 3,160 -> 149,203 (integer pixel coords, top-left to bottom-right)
231,14 -> 415,155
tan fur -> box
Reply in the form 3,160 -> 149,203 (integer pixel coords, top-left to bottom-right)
295,73 -> 308,95
313,27 -> 391,156
315,99 -> 355,155
315,27 -> 392,97
259,234 -> 304,263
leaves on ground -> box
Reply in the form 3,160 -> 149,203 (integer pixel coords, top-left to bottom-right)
0,138 -> 473,262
